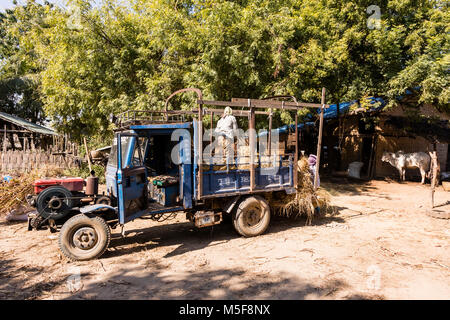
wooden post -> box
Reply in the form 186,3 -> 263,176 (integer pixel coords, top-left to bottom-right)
430,150 -> 439,209
294,113 -> 298,188
83,137 -> 93,173
249,101 -> 256,192
268,110 -> 272,157
369,134 -> 378,179
198,103 -> 203,198
314,88 -> 326,189
3,125 -> 7,152
366,134 -> 375,179
210,111 -> 214,153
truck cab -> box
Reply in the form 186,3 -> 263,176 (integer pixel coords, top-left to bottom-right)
105,123 -> 193,225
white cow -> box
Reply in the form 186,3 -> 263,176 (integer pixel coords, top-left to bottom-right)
381,151 -> 431,184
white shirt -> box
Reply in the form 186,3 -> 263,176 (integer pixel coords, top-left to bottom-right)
215,115 -> 237,139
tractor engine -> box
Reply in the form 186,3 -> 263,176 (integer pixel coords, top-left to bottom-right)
26,176 -> 108,231
27,178 -> 85,221
33,177 -> 85,196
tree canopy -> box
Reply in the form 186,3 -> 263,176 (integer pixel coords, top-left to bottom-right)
0,0 -> 448,141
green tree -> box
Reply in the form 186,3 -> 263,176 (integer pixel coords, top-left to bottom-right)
0,2 -> 46,123
0,0 -> 447,142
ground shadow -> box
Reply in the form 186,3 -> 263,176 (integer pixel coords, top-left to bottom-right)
0,256 -> 63,300
0,220 -> 25,228
62,259 -> 354,300
321,179 -> 396,200
103,209 -> 347,260
0,252 -> 377,300
0,206 -> 368,300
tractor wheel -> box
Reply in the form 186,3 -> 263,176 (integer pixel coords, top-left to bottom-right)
95,196 -> 112,206
232,195 -> 271,237
59,214 -> 111,261
36,186 -> 74,220
95,196 -> 113,212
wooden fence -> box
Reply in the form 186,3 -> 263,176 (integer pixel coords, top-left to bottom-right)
0,150 -> 80,174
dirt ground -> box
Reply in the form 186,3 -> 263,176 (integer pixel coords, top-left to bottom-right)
0,180 -> 449,300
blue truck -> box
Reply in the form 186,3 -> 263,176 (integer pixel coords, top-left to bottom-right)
57,88 -> 327,261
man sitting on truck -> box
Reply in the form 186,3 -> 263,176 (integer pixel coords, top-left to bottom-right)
214,106 -> 238,164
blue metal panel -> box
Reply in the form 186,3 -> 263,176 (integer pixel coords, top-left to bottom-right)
155,185 -> 178,206
201,165 -> 292,196
116,132 -> 149,225
192,120 -> 199,200
80,204 -> 117,214
182,163 -> 193,208
116,134 -> 126,224
179,132 -> 193,208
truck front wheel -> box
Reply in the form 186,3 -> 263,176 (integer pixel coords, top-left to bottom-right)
59,214 -> 111,261
232,195 -> 270,237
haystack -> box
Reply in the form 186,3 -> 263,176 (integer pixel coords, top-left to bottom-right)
269,157 -> 333,225
0,166 -> 64,217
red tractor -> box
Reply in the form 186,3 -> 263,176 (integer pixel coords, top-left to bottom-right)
27,175 -> 111,230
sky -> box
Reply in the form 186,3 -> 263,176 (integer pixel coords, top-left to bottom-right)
0,0 -> 88,12
0,0 -> 63,12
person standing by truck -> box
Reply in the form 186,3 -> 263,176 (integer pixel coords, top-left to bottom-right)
308,154 -> 320,187
214,106 -> 238,164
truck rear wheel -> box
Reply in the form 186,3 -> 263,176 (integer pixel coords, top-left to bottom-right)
232,195 -> 270,237
59,214 -> 110,261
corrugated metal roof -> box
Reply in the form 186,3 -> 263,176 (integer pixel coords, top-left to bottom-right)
0,112 -> 57,136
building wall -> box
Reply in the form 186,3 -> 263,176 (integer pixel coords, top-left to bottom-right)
374,135 -> 444,178
384,104 -> 450,121
331,116 -> 448,178
436,143 -> 448,172
374,118 -> 448,177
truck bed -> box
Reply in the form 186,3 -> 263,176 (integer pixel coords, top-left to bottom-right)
199,156 -> 295,197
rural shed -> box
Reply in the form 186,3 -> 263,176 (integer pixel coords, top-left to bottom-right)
321,103 -> 450,180
0,111 -> 57,151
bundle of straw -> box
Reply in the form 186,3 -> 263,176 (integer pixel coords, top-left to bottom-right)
0,166 -> 65,216
270,157 -> 333,225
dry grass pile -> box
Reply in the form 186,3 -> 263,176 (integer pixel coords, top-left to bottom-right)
269,157 -> 333,225
0,166 -> 64,216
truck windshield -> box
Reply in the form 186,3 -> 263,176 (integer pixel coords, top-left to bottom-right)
107,136 -> 147,169
107,136 -> 132,168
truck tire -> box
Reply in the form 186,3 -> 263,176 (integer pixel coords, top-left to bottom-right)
59,214 -> 111,261
232,195 -> 270,237
36,186 -> 74,220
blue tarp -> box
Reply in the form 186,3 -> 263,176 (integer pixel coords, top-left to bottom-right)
317,87 -> 419,120
318,96 -> 387,120
258,96 -> 387,136
258,122 -> 316,137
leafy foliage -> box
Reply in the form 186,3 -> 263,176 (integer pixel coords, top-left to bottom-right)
0,0 -> 448,142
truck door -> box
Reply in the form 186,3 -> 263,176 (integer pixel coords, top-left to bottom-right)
116,132 -> 148,224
